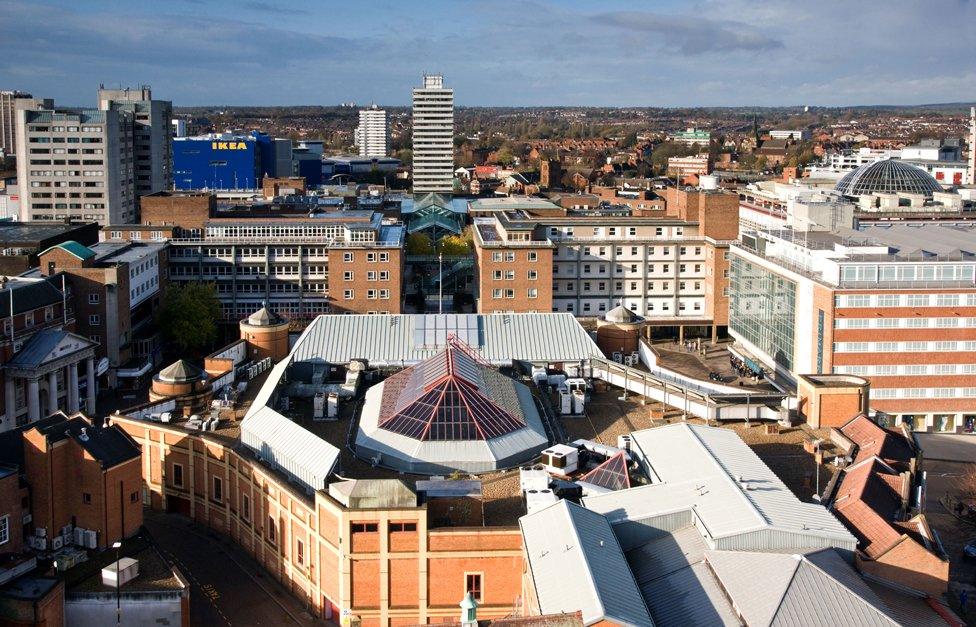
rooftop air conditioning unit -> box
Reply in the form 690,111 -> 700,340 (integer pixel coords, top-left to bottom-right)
84,529 -> 97,549
102,557 -> 139,588
51,536 -> 63,550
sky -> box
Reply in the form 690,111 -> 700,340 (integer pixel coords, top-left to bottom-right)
1,0 -> 974,108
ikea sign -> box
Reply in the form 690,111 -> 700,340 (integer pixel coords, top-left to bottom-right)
211,141 -> 249,150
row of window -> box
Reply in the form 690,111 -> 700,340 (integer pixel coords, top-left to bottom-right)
343,289 -> 391,300
834,364 -> 976,376
834,340 -> 976,353
341,271 -> 391,281
871,387 -> 976,399
553,262 -> 705,276
554,280 -> 703,293
548,225 -> 684,238
836,293 -> 976,308
839,264 -> 975,284
492,288 -> 538,299
557,299 -> 704,314
834,317 -> 976,329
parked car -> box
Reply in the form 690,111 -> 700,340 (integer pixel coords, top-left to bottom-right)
963,539 -> 976,560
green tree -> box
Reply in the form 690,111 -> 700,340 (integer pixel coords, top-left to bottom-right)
406,232 -> 435,255
438,233 -> 472,255
157,282 -> 221,356
494,146 -> 516,167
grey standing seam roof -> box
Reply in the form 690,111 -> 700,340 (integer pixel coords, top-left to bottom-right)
583,423 -> 856,550
288,313 -> 602,366
520,500 -> 653,627
704,548 -> 900,626
626,527 -> 738,627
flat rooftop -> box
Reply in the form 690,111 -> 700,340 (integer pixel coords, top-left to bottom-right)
89,241 -> 167,264
0,221 -> 95,245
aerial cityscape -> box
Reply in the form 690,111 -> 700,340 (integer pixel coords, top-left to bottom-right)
1,1 -> 976,626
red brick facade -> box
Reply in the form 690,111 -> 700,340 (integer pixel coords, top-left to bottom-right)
114,416 -> 525,626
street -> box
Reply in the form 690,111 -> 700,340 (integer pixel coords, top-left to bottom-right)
144,511 -> 326,627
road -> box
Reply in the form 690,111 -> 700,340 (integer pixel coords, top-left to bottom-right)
145,511 -> 326,627
924,460 -> 976,587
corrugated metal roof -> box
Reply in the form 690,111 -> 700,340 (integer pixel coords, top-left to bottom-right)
705,549 -> 900,626
626,526 -> 707,588
240,405 -> 340,493
583,424 -> 856,550
288,313 -> 602,366
639,561 -> 738,627
520,500 -> 653,627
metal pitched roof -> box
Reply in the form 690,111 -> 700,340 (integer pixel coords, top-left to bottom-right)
5,329 -> 95,369
582,424 -> 856,550
240,405 -> 340,493
624,526 -> 738,627
520,500 -> 653,627
288,313 -> 602,366
40,240 -> 95,260
705,549 -> 900,627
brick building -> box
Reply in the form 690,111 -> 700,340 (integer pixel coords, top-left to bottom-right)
0,413 -> 142,553
730,222 -> 976,431
23,415 -> 142,550
115,191 -> 404,320
32,239 -> 168,389
112,414 -> 526,626
827,415 -> 948,596
470,188 -> 737,341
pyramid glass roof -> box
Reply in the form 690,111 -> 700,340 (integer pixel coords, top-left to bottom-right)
579,451 -> 631,491
378,339 -> 527,441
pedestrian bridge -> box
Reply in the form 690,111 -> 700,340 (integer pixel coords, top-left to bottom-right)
587,342 -> 788,422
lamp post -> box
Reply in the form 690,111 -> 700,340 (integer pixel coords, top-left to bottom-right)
438,252 -> 443,314
112,540 -> 122,625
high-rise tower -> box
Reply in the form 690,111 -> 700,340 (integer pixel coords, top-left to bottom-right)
411,74 -> 454,194
968,106 -> 975,186
355,104 -> 388,158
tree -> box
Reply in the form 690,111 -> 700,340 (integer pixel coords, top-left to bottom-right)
406,232 -> 435,255
494,146 -> 516,167
156,282 -> 221,357
438,233 -> 472,255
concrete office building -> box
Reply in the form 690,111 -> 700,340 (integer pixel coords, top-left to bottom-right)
769,129 -> 812,141
1,91 -> 51,157
97,85 -> 173,197
730,221 -> 976,432
470,188 -> 738,342
15,101 -> 136,225
117,191 -> 404,320
970,106 -> 976,186
412,74 -> 454,194
355,105 -> 388,158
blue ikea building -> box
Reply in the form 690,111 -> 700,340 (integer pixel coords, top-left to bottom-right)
173,132 -> 272,190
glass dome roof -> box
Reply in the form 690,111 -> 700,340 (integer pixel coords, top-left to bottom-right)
834,159 -> 943,197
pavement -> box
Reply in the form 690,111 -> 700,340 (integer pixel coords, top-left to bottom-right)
144,511 -> 328,627
916,432 -> 976,462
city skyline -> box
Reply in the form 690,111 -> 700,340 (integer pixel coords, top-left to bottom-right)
2,0 -> 974,108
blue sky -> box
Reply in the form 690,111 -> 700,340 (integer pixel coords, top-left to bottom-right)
1,0 -> 974,107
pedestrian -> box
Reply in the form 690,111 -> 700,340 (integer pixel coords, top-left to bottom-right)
960,589 -> 969,614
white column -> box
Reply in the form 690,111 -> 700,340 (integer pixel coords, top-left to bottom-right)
85,358 -> 96,415
27,379 -> 40,423
4,378 -> 15,425
67,363 -> 79,414
47,370 -> 59,416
